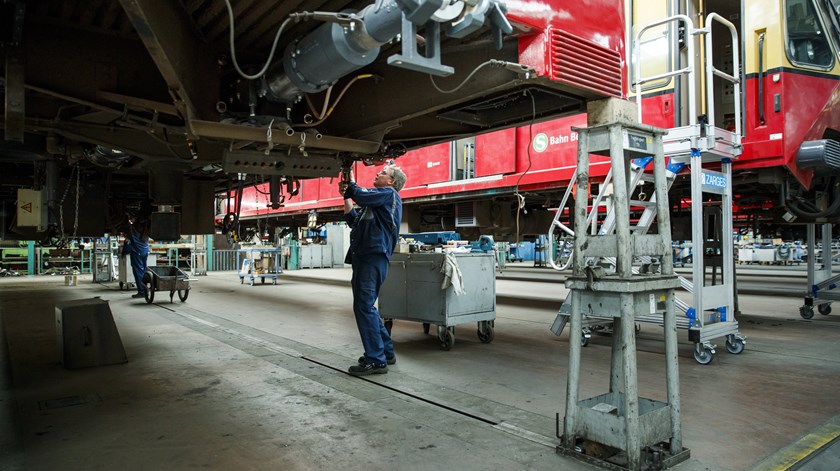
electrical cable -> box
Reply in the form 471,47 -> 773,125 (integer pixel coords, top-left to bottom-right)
513,90 -> 536,244
305,85 -> 334,120
296,74 -> 375,127
782,178 -> 840,218
430,59 -> 535,94
429,61 -> 495,94
224,0 -> 293,80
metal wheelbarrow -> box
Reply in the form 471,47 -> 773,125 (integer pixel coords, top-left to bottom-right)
142,265 -> 192,303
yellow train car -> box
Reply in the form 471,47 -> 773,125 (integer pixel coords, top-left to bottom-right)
630,0 -> 840,223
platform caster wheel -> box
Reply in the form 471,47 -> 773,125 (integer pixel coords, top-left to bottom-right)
119,281 -> 124,290
818,303 -> 832,315
800,305 -> 815,319
581,333 -> 591,347
422,323 -> 430,334
249,278 -> 254,286
437,326 -> 454,351
178,289 -> 189,302
384,319 -> 393,335
477,320 -> 494,343
693,346 -> 714,365
725,335 -> 744,354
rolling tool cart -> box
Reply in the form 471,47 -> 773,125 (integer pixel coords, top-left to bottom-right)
379,252 -> 496,350
118,251 -> 157,291
237,247 -> 282,285
92,238 -> 116,283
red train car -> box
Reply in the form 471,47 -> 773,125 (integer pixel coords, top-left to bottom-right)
220,0 -> 628,241
226,102 -> 609,241
225,0 -> 840,244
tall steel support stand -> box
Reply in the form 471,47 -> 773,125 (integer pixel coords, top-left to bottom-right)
557,121 -> 688,470
800,223 -> 837,319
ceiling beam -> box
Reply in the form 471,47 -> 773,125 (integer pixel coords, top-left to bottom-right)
4,49 -> 26,142
118,0 -> 218,129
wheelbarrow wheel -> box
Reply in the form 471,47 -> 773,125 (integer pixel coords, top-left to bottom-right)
178,289 -> 190,302
144,281 -> 155,304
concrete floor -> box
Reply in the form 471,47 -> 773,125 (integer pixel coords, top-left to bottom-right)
1,265 -> 839,470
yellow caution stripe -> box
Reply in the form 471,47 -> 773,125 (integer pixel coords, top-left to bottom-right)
750,414 -> 840,471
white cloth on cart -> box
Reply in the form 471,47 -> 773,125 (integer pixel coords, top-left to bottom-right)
440,253 -> 465,295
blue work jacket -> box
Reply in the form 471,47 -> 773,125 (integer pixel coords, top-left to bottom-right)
343,182 -> 402,258
125,224 -> 150,256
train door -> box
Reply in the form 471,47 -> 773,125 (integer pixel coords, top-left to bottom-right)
706,0 -> 742,133
451,137 -> 476,181
630,0 -> 742,130
627,0 -> 675,128
664,0 -> 743,133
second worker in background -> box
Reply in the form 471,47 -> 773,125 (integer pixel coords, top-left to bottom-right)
124,211 -> 150,299
340,165 -> 406,376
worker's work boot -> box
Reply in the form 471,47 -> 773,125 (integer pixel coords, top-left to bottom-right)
131,293 -> 144,298
358,355 -> 396,366
348,362 -> 388,376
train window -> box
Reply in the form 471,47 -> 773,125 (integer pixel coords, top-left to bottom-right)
785,0 -> 835,68
820,0 -> 840,52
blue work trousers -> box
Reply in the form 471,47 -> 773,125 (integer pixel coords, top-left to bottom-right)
130,251 -> 148,295
351,253 -> 394,365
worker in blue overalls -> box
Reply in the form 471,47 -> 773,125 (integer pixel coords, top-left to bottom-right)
124,212 -> 150,299
340,165 -> 406,376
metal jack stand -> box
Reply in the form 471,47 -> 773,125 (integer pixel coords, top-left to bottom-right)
800,223 -> 837,319
557,121 -> 688,470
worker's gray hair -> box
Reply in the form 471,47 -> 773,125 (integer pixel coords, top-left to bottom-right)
388,165 -> 406,191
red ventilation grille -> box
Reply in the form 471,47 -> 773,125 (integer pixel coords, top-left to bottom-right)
549,29 -> 622,97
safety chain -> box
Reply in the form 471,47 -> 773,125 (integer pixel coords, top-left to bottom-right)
58,164 -> 79,240
73,163 -> 80,239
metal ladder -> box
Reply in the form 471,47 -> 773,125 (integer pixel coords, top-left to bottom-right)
549,157 -> 685,333
551,12 -> 747,364
548,157 -> 677,270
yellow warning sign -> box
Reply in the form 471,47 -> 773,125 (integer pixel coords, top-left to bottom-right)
21,202 -> 32,213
